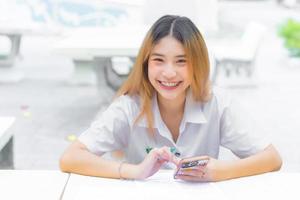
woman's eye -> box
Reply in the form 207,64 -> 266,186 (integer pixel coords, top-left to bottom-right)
177,59 -> 186,64
153,58 -> 163,62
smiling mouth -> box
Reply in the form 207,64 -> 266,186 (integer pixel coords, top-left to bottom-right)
157,80 -> 182,89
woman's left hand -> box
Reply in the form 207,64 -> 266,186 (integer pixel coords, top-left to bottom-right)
174,156 -> 230,182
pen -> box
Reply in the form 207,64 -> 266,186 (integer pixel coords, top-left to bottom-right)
146,147 -> 181,157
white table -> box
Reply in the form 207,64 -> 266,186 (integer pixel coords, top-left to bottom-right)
0,170 -> 69,200
62,170 -> 300,200
216,172 -> 300,200
53,26 -> 148,59
52,26 -> 148,86
0,117 -> 15,168
1,170 -> 299,200
0,22 -> 61,83
0,22 -> 61,67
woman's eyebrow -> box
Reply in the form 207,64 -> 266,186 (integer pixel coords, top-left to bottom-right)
151,53 -> 186,58
151,53 -> 165,57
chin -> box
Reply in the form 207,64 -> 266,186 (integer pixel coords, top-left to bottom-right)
157,90 -> 184,101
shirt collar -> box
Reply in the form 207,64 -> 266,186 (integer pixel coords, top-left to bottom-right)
135,93 -> 159,128
183,89 -> 207,124
136,89 -> 207,128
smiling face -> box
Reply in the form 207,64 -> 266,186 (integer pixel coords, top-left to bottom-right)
148,36 -> 191,102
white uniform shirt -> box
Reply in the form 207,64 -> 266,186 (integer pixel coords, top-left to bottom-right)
79,88 -> 270,164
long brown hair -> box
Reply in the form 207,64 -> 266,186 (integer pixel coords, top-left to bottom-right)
116,15 -> 211,133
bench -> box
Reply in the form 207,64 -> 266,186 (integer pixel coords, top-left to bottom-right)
52,26 -> 148,87
211,22 -> 267,83
0,23 -> 61,83
0,117 -> 15,169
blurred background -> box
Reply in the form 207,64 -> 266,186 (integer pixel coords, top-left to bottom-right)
0,0 -> 300,171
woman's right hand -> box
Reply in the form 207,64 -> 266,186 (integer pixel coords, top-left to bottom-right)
134,146 -> 180,179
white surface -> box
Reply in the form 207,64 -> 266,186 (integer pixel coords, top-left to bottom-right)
62,170 -> 300,200
0,36 -> 11,54
212,22 -> 267,61
0,22 -> 61,36
52,26 -> 149,59
0,68 -> 24,83
215,172 -> 300,200
143,0 -> 218,34
0,170 -> 69,200
63,170 -> 224,200
0,117 -> 14,136
0,117 -> 15,150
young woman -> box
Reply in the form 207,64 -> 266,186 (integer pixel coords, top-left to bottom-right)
60,15 -> 282,182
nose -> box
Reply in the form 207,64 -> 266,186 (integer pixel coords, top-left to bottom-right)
162,64 -> 176,79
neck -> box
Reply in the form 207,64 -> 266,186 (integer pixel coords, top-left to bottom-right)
157,93 -> 186,116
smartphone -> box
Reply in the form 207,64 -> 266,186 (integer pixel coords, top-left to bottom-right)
174,159 -> 209,178
181,159 -> 209,168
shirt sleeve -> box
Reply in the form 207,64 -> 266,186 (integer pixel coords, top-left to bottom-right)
78,96 -> 131,156
220,98 -> 271,158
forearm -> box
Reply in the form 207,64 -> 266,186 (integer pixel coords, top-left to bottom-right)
60,145 -> 138,179
225,144 -> 282,180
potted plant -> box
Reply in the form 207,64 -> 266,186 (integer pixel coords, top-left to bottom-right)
279,19 -> 300,57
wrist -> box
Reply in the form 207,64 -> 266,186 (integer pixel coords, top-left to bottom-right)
222,161 -> 238,180
214,161 -> 234,181
119,162 -> 140,180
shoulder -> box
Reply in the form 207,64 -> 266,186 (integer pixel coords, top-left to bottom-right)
108,94 -> 141,122
113,94 -> 140,110
209,86 -> 233,111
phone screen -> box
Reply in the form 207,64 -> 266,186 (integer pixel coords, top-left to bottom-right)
181,159 -> 209,168
174,159 -> 209,178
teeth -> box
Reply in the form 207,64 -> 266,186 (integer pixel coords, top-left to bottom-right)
161,81 -> 179,87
